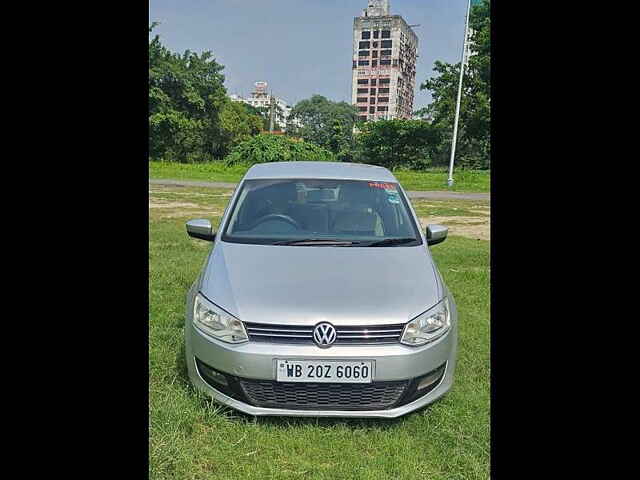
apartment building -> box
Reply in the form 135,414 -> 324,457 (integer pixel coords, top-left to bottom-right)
351,0 -> 419,122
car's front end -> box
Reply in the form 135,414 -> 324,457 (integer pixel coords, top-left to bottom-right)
185,285 -> 457,418
183,163 -> 457,418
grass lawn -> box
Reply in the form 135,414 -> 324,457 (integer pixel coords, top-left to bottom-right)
149,186 -> 490,479
149,161 -> 490,193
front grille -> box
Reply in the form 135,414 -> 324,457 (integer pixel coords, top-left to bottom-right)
239,379 -> 410,411
195,357 -> 448,412
244,322 -> 404,345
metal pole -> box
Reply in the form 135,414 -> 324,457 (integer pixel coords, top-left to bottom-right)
447,0 -> 472,188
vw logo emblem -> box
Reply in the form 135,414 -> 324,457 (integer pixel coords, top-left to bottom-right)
313,322 -> 337,348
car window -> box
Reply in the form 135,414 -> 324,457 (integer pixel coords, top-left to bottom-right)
222,179 -> 422,246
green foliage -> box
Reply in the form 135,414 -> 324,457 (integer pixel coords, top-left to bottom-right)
417,0 -> 490,169
240,102 -> 287,131
287,95 -> 358,159
149,26 -> 228,163
148,110 -> 208,163
224,134 -> 335,166
149,25 -> 264,163
240,103 -> 270,130
217,99 -> 264,157
355,119 -> 442,171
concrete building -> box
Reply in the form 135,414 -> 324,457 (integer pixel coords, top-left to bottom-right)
230,82 -> 296,130
463,28 -> 474,67
351,0 -> 419,122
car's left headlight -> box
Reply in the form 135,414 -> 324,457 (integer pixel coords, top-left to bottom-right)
193,293 -> 248,344
401,297 -> 451,346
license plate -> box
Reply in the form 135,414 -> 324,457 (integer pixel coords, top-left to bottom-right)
276,359 -> 374,383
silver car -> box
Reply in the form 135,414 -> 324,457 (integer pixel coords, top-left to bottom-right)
184,162 -> 457,418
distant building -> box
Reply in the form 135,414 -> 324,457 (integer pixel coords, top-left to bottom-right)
351,0 -> 419,122
412,111 -> 432,123
229,82 -> 298,130
463,29 -> 474,67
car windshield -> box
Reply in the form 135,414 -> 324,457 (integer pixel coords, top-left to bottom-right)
222,178 -> 422,246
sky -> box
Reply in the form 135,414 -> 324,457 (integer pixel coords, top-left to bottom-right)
149,0 -> 469,110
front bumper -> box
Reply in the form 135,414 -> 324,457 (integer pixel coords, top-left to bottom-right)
185,315 -> 457,418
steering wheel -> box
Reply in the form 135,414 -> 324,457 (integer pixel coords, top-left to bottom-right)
248,213 -> 302,230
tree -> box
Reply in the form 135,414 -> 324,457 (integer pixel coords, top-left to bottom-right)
149,25 -> 228,162
239,102 -> 288,131
417,0 -> 490,169
355,119 -> 442,171
287,95 -> 358,160
241,103 -> 270,131
217,99 -> 264,158
224,134 -> 335,166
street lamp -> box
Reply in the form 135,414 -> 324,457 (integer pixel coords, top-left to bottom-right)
447,0 -> 472,188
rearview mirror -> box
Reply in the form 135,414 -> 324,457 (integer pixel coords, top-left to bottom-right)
186,219 -> 215,242
426,224 -> 448,246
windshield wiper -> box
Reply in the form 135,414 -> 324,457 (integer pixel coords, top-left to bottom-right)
272,239 -> 357,246
363,237 -> 418,247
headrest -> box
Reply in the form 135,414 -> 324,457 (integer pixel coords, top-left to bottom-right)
339,183 -> 373,204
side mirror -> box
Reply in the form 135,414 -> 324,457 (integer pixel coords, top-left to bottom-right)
186,219 -> 215,242
426,224 -> 448,246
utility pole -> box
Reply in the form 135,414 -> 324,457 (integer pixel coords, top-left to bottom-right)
269,91 -> 275,133
447,0 -> 472,188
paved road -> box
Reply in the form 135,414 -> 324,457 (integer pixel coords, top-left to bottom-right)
149,178 -> 490,201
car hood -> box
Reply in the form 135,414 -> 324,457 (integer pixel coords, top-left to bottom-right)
200,242 -> 441,326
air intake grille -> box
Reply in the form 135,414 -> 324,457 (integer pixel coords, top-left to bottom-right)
244,322 -> 404,345
239,379 -> 409,410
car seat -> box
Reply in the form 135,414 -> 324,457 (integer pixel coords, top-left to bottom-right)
331,183 -> 384,236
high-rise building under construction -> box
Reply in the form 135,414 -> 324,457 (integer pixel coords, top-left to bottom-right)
351,0 -> 419,122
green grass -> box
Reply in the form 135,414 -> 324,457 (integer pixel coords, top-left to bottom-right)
150,161 -> 252,184
149,186 -> 490,479
149,161 -> 490,193
393,169 -> 490,193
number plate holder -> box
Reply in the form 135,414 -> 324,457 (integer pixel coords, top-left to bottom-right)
275,359 -> 374,383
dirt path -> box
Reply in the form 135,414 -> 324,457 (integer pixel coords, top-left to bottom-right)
148,197 -> 224,219
419,215 -> 490,241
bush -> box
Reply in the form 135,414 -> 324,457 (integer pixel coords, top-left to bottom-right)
224,134 -> 335,166
354,119 -> 442,171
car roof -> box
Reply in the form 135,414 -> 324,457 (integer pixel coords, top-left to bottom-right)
243,162 -> 397,183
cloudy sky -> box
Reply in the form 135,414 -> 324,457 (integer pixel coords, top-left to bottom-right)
149,0 -> 469,110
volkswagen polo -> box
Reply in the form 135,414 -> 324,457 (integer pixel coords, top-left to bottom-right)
184,161 -> 457,417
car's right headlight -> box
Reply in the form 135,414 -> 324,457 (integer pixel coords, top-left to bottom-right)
401,298 -> 451,346
193,293 -> 248,344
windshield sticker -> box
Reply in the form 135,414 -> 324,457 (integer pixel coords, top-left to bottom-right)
369,182 -> 397,191
387,191 -> 400,204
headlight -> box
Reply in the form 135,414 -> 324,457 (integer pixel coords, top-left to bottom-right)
401,298 -> 451,346
193,293 -> 248,344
